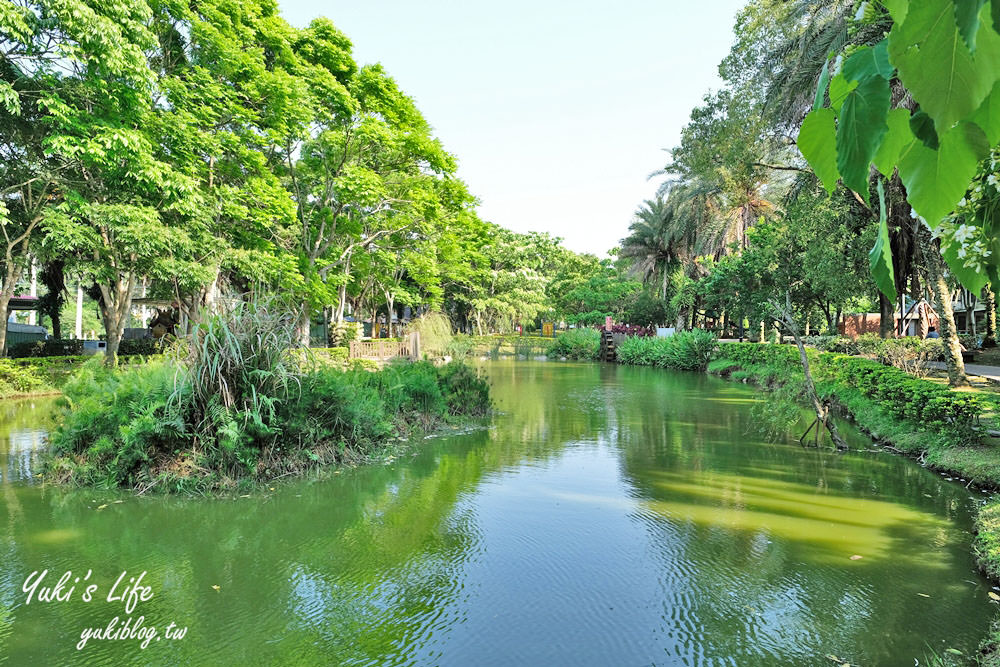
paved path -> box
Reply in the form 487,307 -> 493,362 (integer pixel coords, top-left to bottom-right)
926,360 -> 1000,382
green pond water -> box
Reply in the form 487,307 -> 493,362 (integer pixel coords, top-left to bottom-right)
0,361 -> 996,666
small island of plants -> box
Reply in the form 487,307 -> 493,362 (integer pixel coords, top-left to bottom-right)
45,302 -> 490,494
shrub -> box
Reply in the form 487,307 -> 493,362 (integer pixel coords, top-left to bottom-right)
404,311 -> 453,358
853,333 -> 884,356
118,338 -> 167,356
348,358 -> 379,372
549,328 -> 601,360
616,330 -> 717,371
446,336 -> 475,361
302,347 -> 350,370
8,338 -> 84,358
0,358 -> 48,396
874,338 -> 941,377
330,320 -> 362,347
437,362 -> 491,416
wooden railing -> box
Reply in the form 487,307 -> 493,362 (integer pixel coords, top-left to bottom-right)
349,333 -> 419,361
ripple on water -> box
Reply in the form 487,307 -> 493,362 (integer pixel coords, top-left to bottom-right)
0,363 -> 994,666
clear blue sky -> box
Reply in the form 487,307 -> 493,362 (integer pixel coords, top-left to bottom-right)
277,1 -> 746,256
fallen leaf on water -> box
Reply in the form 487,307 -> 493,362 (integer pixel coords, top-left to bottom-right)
917,593 -> 930,598
849,555 -> 863,560
946,648 -> 964,656
96,504 -> 108,511
989,591 -> 1000,601
211,585 -> 220,591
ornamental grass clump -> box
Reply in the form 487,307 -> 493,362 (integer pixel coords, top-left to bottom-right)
616,330 -> 717,371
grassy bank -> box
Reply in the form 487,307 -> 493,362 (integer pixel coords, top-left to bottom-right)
44,303 -> 491,494
708,342 -> 999,479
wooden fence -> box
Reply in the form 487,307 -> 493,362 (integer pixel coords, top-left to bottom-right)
349,332 -> 420,361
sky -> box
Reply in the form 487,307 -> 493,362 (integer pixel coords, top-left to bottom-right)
277,1 -> 747,256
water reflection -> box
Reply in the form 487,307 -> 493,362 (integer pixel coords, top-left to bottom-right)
0,398 -> 56,485
0,363 -> 991,666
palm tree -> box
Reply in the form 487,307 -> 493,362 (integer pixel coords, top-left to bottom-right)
619,196 -> 678,298
736,0 -> 885,130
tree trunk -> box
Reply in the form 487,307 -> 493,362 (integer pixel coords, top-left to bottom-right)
386,295 -> 395,338
333,255 -> 352,324
75,282 -> 83,339
878,292 -> 893,339
0,293 -> 11,357
98,272 -> 136,366
773,293 -> 847,450
298,302 -> 312,348
970,291 -> 978,340
985,285 -> 997,347
923,236 -> 969,387
28,258 -> 37,326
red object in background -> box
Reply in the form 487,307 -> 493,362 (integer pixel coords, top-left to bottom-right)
594,323 -> 655,337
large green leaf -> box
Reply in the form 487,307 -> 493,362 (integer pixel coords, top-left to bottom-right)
890,0 -> 993,132
898,121 -> 990,226
813,60 -> 831,111
971,80 -> 1000,143
909,109 -> 940,149
884,0 -> 909,24
955,0 -> 987,51
869,182 -> 897,303
798,108 -> 840,193
942,236 -> 990,293
836,75 -> 891,200
843,40 -> 894,82
873,108 -> 915,177
828,71 -> 857,114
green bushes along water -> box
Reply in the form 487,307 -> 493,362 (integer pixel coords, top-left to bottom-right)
615,330 -> 717,371
548,328 -> 601,360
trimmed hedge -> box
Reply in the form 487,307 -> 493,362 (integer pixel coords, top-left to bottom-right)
118,338 -> 167,356
8,338 -> 84,358
716,342 -> 989,439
